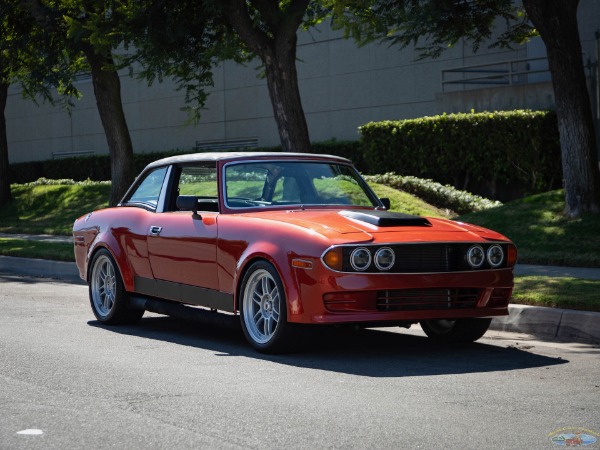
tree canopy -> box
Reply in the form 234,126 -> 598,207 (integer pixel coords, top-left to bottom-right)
0,0 -> 81,206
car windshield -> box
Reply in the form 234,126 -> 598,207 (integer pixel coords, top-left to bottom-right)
224,161 -> 379,208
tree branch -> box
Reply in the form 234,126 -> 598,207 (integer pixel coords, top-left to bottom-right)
225,0 -> 272,57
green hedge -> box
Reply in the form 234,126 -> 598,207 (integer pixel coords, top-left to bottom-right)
359,110 -> 562,200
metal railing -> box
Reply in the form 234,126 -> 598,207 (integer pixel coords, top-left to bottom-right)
194,138 -> 258,152
52,150 -> 95,159
441,57 -> 550,92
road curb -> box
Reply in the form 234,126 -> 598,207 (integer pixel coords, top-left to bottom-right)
0,255 -> 83,284
490,304 -> 600,345
1,255 -> 598,345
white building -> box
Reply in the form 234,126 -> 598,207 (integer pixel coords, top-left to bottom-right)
6,1 -> 599,164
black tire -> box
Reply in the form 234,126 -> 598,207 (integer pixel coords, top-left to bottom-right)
239,261 -> 306,353
420,318 -> 492,343
88,249 -> 144,325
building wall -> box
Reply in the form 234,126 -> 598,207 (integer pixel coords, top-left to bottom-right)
5,0 -> 599,164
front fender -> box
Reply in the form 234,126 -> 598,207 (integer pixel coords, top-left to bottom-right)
232,241 -> 300,315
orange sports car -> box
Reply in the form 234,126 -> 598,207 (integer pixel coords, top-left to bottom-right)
73,152 -> 516,353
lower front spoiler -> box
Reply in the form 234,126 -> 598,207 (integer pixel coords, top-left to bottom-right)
305,307 -> 509,325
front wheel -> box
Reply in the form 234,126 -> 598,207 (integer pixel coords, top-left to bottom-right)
420,318 -> 492,343
239,261 -> 304,353
89,249 -> 144,325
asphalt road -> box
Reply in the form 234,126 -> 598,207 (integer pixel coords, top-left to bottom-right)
1,275 -> 599,450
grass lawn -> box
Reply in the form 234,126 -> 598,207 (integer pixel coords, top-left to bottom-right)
369,183 -> 453,218
459,190 -> 600,268
0,183 -> 110,235
0,238 -> 74,262
512,276 -> 600,312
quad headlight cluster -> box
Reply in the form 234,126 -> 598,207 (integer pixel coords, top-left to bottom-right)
466,244 -> 504,268
322,243 -> 513,273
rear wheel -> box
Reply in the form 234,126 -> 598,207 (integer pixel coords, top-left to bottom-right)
89,249 -> 144,324
240,261 -> 305,353
420,318 -> 492,343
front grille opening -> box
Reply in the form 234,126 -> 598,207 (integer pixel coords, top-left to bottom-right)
377,288 -> 481,311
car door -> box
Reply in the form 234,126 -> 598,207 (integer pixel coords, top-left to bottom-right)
118,165 -> 170,280
146,164 -> 220,291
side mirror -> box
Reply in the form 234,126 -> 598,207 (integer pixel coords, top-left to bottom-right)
176,195 -> 201,219
380,197 -> 391,210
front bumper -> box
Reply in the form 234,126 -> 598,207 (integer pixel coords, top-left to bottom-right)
289,267 -> 513,324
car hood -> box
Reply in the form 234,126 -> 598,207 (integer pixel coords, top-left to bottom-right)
240,209 -> 509,244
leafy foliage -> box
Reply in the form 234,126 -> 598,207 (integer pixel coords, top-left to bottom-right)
365,173 -> 501,215
359,110 -> 562,200
0,0 -> 82,100
125,0 -> 246,121
19,177 -> 111,187
330,0 -> 534,58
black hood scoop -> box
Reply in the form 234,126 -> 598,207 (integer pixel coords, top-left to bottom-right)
339,210 -> 432,227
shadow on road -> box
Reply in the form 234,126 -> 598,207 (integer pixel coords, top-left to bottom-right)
89,315 -> 568,378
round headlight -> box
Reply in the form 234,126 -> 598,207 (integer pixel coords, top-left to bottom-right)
487,244 -> 504,267
467,245 -> 485,268
350,247 -> 371,271
374,247 -> 395,271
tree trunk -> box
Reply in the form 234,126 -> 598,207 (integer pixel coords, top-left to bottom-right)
262,36 -> 311,152
84,49 -> 135,206
523,0 -> 600,218
226,0 -> 311,153
0,81 -> 12,206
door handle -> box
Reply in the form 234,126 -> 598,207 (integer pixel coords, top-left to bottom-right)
149,225 -> 162,236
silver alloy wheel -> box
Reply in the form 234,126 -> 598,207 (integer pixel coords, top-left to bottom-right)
91,254 -> 117,319
242,269 -> 281,345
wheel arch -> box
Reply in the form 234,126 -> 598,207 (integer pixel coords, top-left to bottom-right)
233,254 -> 295,315
87,241 -> 132,292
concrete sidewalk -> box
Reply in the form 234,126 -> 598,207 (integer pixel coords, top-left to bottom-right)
0,253 -> 598,346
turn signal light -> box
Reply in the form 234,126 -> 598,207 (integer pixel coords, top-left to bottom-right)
323,248 -> 343,271
292,259 -> 313,270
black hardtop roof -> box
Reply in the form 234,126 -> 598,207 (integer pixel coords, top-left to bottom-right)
145,151 -> 351,170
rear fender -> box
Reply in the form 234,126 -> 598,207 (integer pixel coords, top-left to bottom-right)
86,232 -> 135,292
